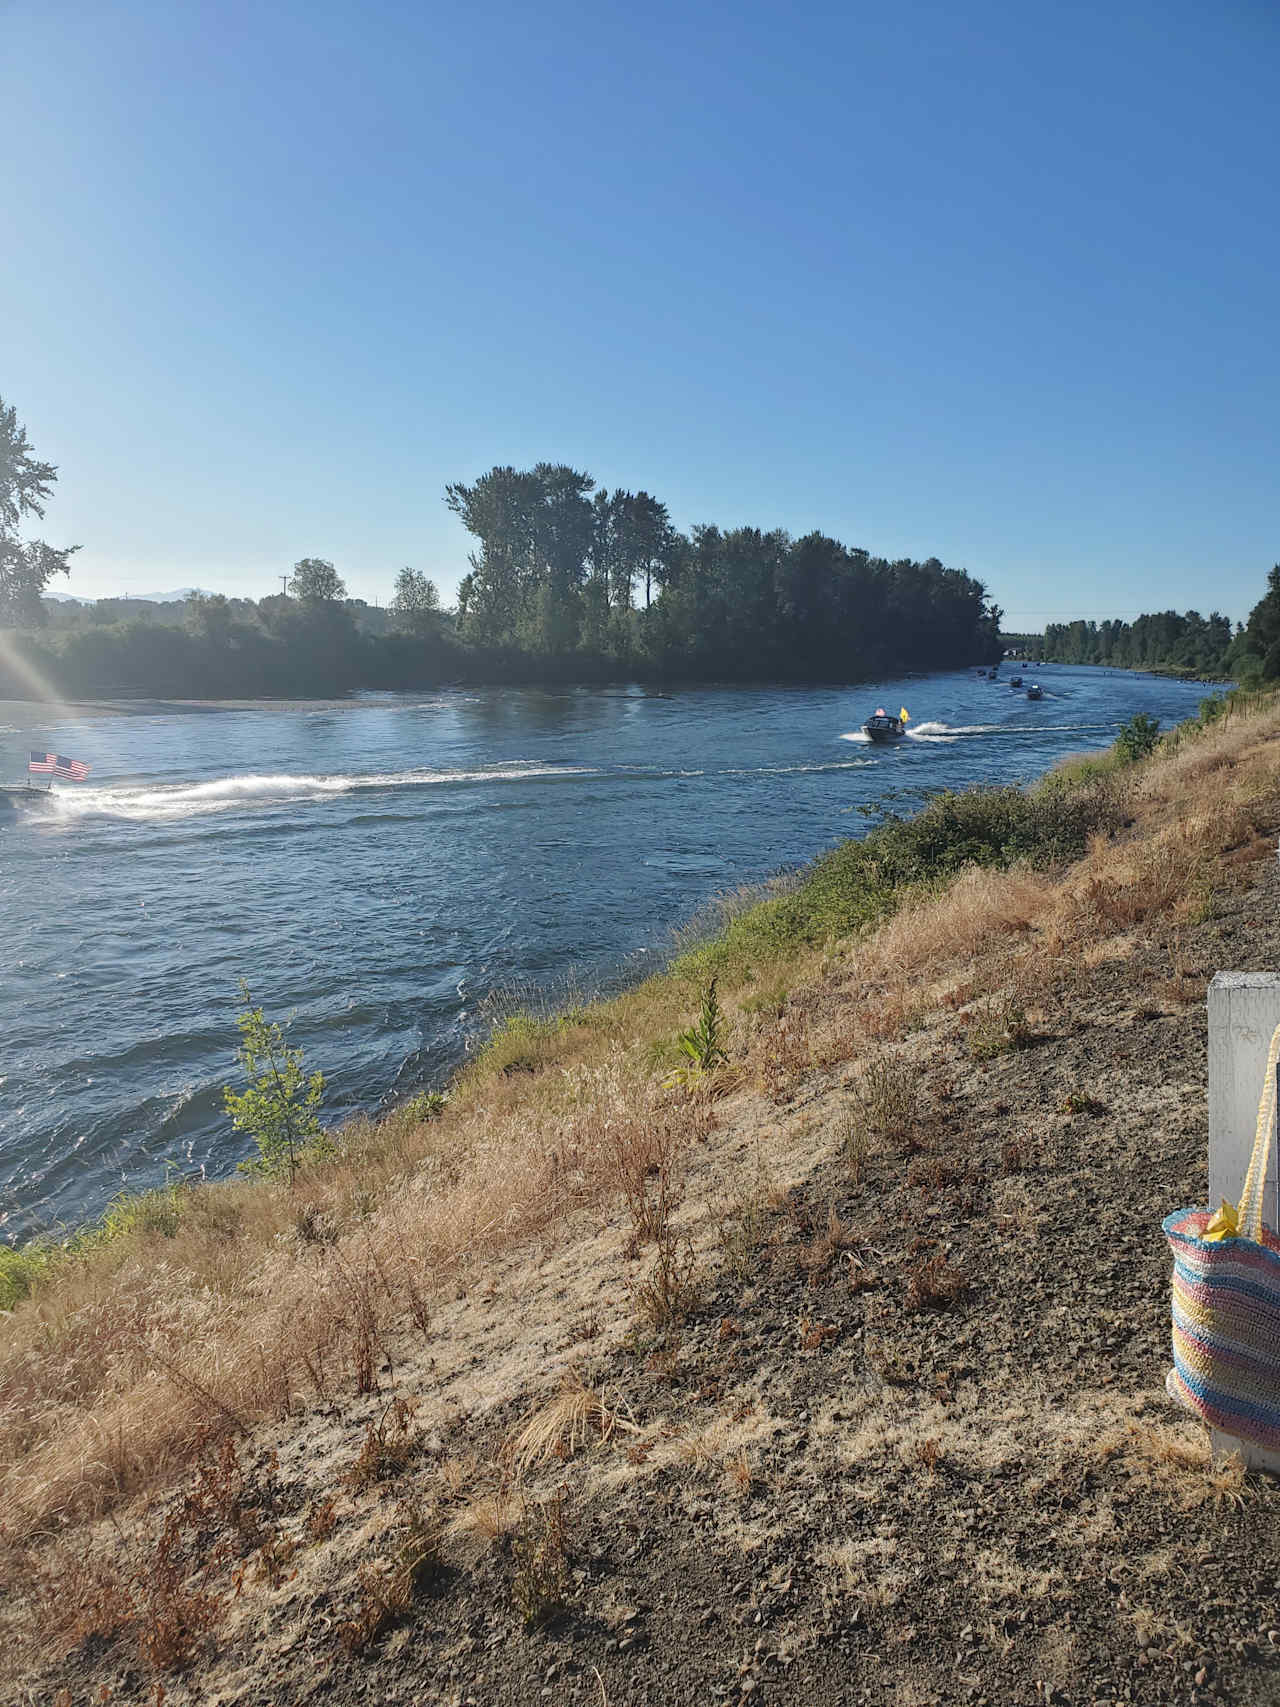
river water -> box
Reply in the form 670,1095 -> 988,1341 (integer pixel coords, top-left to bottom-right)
0,665 -> 1215,1238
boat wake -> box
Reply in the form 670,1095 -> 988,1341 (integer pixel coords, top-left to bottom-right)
909,720 -> 1012,742
40,764 -> 598,823
842,720 -> 1120,747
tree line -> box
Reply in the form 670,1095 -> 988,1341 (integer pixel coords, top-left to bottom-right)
1037,610 -> 1235,675
1022,575 -> 1280,681
8,392 -> 1280,698
443,463 -> 1001,679
5,564 -> 458,699
0,417 -> 1004,697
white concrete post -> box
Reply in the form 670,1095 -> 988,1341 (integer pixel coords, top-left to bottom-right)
1204,973 -> 1280,1472
1208,973 -> 1280,1233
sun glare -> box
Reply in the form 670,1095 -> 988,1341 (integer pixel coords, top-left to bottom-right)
0,629 -> 63,710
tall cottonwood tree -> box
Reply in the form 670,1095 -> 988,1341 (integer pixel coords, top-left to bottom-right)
390,566 -> 442,634
449,463 -> 596,653
289,557 -> 346,602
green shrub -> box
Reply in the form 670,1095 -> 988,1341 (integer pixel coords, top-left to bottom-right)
1114,713 -> 1161,763
738,982 -> 789,1018
399,1090 -> 447,1122
223,983 -> 330,1182
0,1243 -> 48,1311
676,783 -> 1113,980
472,1010 -> 554,1076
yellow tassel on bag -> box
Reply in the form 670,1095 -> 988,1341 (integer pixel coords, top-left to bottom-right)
1203,1199 -> 1241,1242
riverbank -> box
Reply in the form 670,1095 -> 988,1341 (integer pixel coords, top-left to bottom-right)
1030,663 -> 1236,685
5,691 -> 1280,1704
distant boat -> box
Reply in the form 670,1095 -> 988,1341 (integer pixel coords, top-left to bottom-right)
1010,675 -> 1023,687
863,706 -> 909,744
1026,683 -> 1043,700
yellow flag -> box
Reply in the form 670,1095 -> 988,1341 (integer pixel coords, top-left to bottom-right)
1203,1199 -> 1240,1242
900,707 -> 910,722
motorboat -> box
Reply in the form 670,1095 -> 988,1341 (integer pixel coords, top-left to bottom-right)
1009,675 -> 1023,687
0,785 -> 57,817
863,707 -> 908,743
1026,683 -> 1044,700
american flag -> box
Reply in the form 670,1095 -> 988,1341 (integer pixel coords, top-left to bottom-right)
29,751 -> 91,781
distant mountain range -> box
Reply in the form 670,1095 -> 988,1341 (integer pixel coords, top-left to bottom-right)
46,587 -> 214,604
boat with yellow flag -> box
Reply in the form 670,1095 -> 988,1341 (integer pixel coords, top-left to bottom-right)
862,706 -> 910,744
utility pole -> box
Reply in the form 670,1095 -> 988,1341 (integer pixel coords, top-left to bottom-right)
280,574 -> 289,597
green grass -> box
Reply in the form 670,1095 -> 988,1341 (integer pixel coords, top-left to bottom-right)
467,1009 -> 574,1077
0,1176 -> 202,1308
0,1243 -> 49,1311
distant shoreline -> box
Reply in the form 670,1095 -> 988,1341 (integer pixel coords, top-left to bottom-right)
0,676 -> 985,722
0,695 -> 370,720
1021,662 -> 1234,686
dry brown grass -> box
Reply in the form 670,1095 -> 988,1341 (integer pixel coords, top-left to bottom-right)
508,1371 -> 639,1475
343,1395 -> 422,1492
904,1247 -> 968,1311
12,1433 -> 284,1675
845,1049 -> 921,1154
859,866 -> 1052,984
337,1499 -> 445,1655
1094,1418 -> 1250,1511
3,692 -> 1279,1563
0,1068 -> 706,1539
511,1489 -> 571,1627
633,1220 -> 702,1332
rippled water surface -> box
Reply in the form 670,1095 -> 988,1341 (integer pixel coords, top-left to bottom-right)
0,667 -> 1216,1235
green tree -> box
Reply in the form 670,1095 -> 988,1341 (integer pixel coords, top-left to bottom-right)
1115,712 -> 1161,762
185,591 -> 240,646
223,984 -> 328,1182
390,565 -> 442,634
447,465 -> 544,647
1234,566 -> 1280,679
447,463 -> 595,654
0,397 -> 78,625
289,557 -> 346,602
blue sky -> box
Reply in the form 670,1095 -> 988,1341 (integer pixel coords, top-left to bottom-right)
2,0 -> 1276,630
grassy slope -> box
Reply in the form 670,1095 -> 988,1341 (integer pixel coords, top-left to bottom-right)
5,689 -> 1280,1700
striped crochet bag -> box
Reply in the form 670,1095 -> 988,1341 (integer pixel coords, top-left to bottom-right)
1164,1021 -> 1280,1451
